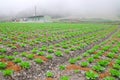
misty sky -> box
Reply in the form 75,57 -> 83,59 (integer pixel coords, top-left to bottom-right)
0,0 -> 120,19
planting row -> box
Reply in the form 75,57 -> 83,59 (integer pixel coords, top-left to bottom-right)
0,23 -> 116,54
47,29 -> 120,80
0,23 -> 118,80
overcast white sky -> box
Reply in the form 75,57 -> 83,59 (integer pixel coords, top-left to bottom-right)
0,0 -> 120,19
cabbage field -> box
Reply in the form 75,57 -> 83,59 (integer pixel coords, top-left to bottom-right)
0,23 -> 120,80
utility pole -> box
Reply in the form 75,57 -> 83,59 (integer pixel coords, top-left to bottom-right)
34,6 -> 37,16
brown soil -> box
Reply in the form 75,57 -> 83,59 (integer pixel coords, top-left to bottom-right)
66,64 -> 91,71
108,61 -> 114,67
99,72 -> 110,79
12,37 -> 18,40
115,37 -> 119,41
82,57 -> 88,61
114,54 -> 118,58
95,59 -> 101,62
5,41 -> 11,44
0,38 -> 2,42
34,55 -> 48,61
0,58 -> 7,62
93,51 -> 98,54
6,61 -> 21,72
103,52 -> 108,56
99,48 -> 103,50
15,44 -> 21,48
0,60 -> 22,72
46,78 -> 54,80
7,65 -> 21,72
7,61 -> 15,67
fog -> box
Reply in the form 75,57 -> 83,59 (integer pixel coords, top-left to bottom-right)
0,0 -> 120,20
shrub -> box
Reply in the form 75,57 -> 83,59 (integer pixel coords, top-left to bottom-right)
49,45 -> 54,49
64,50 -> 70,54
20,43 -> 26,47
6,56 -> 14,60
87,57 -> 94,63
70,48 -> 76,51
0,48 -> 7,53
45,71 -> 54,77
98,60 -> 109,67
21,52 -> 27,57
93,54 -> 100,59
97,51 -> 104,56
11,45 -> 17,49
107,53 -> 115,58
48,49 -> 54,53
74,70 -> 80,73
0,54 -> 5,59
111,47 -> 119,53
76,46 -> 81,50
46,54 -> 53,59
62,45 -> 68,49
37,52 -> 45,56
2,70 -> 13,76
103,76 -> 115,80
92,65 -> 105,72
80,62 -> 89,67
55,44 -> 60,47
13,52 -> 19,55
31,48 -> 38,53
19,62 -> 30,69
0,62 -> 7,69
113,64 -> 120,70
26,54 -> 34,59
55,51 -> 63,57
82,53 -> 89,57
110,69 -> 120,78
115,59 -> 120,65
69,58 -> 77,64
76,56 -> 82,60
29,42 -> 34,46
34,58 -> 43,64
87,49 -> 95,54
40,46 -> 47,51
60,76 -> 70,80
13,58 -> 22,63
85,70 -> 99,80
102,46 -> 110,51
59,65 -> 66,70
